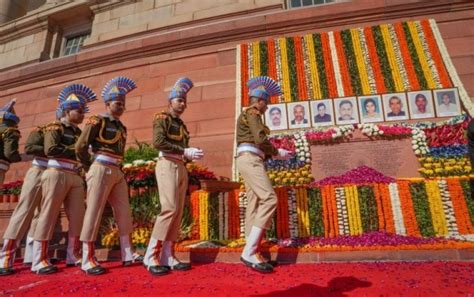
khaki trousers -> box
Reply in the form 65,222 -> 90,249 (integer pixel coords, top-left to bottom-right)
80,163 -> 133,242
3,166 -> 44,240
33,169 -> 85,241
236,153 -> 278,237
151,158 -> 188,241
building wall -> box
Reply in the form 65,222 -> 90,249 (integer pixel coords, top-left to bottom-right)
0,0 -> 473,182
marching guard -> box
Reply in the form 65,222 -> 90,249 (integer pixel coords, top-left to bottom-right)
31,84 -> 96,274
235,76 -> 292,273
76,77 -> 143,275
143,77 -> 203,276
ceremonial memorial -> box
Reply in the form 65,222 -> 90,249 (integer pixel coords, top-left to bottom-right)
0,0 -> 473,295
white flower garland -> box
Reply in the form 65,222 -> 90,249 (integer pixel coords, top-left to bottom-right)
411,128 -> 429,156
415,21 -> 442,88
302,35 -> 314,100
358,123 -> 384,137
247,42 -> 254,79
232,45 -> 242,181
275,38 -> 284,103
294,131 -> 311,164
331,125 -> 355,139
357,28 -> 378,94
328,31 -> 345,97
387,24 -> 410,91
429,19 -> 474,117
388,183 -> 406,235
239,191 -> 247,238
335,187 -> 350,235
437,180 -> 459,237
288,188 -> 298,238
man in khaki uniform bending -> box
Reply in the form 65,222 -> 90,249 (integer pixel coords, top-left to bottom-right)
143,77 -> 203,276
31,84 -> 96,275
0,99 -> 21,184
77,77 -> 142,276
236,76 -> 291,273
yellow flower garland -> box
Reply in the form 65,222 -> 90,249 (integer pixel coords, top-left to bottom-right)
407,21 -> 436,89
426,181 -> 448,236
304,35 -> 322,99
199,191 -> 209,240
279,38 -> 292,102
350,29 -> 371,95
352,185 -> 363,235
380,24 -> 405,92
252,41 -> 260,77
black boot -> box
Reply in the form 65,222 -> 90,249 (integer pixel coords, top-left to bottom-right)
147,265 -> 170,276
85,266 -> 106,276
0,267 -> 14,276
240,257 -> 273,273
36,265 -> 58,275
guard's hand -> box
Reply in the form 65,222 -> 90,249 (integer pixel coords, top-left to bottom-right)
184,147 -> 204,160
273,148 -> 292,160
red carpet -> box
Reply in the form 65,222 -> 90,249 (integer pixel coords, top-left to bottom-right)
1,261 -> 473,296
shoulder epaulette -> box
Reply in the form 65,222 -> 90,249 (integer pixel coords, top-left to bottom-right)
4,127 -> 20,135
85,115 -> 102,126
33,125 -> 45,132
154,111 -> 169,121
245,108 -> 260,116
45,121 -> 62,131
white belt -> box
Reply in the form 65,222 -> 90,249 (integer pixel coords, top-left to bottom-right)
47,159 -> 79,171
32,157 -> 48,169
159,151 -> 183,161
237,144 -> 265,159
94,154 -> 122,166
0,160 -> 9,171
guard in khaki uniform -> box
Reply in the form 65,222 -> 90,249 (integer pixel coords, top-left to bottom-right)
143,77 -> 203,276
77,77 -> 142,276
0,99 -> 21,184
236,76 -> 291,273
31,84 -> 97,275
0,109 -> 65,276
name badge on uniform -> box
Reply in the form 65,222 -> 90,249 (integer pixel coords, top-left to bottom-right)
106,127 -> 117,133
63,134 -> 75,139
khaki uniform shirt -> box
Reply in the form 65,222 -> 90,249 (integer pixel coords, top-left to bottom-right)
0,124 -> 21,163
236,106 -> 277,158
44,120 -> 81,162
153,111 -> 189,154
24,126 -> 46,157
75,114 -> 127,169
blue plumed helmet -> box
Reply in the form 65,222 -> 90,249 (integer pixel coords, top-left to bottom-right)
0,99 -> 20,125
58,84 -> 97,113
247,76 -> 282,102
102,76 -> 137,102
169,77 -> 193,100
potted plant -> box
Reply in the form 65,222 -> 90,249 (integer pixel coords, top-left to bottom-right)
9,181 -> 22,203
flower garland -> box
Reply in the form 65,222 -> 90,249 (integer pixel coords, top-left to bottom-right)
415,21 -> 442,88
238,191 -> 247,238
328,32 -> 345,97
288,188 -> 298,238
388,183 -> 407,235
425,181 -> 448,236
199,191 -> 209,240
388,24 -> 411,91
335,187 -> 350,235
437,179 -> 459,237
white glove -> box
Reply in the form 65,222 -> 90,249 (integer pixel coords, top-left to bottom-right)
273,148 -> 292,160
184,147 -> 204,160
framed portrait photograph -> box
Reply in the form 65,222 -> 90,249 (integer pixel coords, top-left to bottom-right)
407,90 -> 435,119
382,92 -> 409,121
287,101 -> 311,129
310,99 -> 335,127
433,88 -> 462,117
334,97 -> 359,125
264,103 -> 288,131
358,95 -> 384,123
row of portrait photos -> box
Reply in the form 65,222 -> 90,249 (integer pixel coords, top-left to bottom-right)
262,88 -> 462,131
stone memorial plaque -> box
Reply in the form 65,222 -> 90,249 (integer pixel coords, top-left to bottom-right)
311,132 -> 421,180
